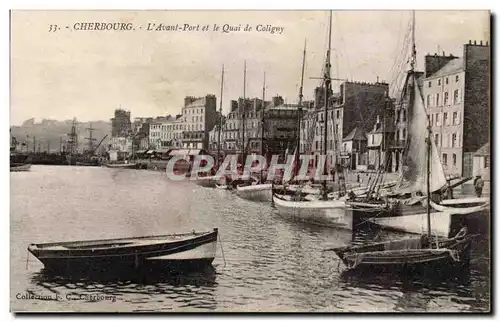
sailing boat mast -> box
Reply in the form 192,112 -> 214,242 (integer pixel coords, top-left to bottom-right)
322,11 -> 333,201
408,11 -> 431,236
217,64 -> 224,168
296,40 -> 307,178
242,61 -> 247,164
260,71 -> 266,181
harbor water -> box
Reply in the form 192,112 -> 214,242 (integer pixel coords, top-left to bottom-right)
10,166 -> 490,312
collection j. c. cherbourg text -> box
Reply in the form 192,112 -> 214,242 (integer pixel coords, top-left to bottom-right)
48,22 -> 285,34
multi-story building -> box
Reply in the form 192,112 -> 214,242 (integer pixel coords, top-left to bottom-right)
132,117 -> 153,150
110,109 -> 132,137
223,97 -> 265,153
148,116 -> 176,149
221,96 -> 301,158
181,95 -> 218,149
171,115 -> 184,148
366,114 -> 395,170
301,81 -> 390,168
389,70 -> 425,173
422,40 -> 490,177
262,102 -> 301,156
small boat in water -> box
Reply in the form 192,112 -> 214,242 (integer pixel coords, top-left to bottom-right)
273,193 -> 351,229
106,162 -> 137,169
194,175 -> 217,188
10,163 -> 31,172
331,234 -> 471,272
28,228 -> 218,273
236,183 -> 274,202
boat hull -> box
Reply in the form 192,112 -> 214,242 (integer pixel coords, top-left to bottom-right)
194,176 -> 217,188
106,163 -> 137,169
369,211 -> 453,237
236,184 -> 273,202
334,237 -> 471,274
10,164 -> 31,172
28,229 -> 218,274
273,194 -> 350,229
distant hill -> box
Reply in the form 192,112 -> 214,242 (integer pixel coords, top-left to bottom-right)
10,119 -> 111,153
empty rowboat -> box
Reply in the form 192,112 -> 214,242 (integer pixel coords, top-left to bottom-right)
28,228 -> 218,273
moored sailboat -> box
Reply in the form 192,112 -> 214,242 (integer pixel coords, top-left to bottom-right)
272,13 -> 350,228
330,26 -> 472,271
347,12 -> 488,237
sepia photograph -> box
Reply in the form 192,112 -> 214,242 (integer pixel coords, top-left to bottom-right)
9,9 -> 491,313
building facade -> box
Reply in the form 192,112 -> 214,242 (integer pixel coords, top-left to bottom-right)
301,81 -> 390,168
181,95 -> 218,149
389,71 -> 425,173
111,109 -> 132,137
423,41 -> 490,177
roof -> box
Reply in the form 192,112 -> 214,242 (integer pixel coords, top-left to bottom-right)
474,142 -> 490,156
429,58 -> 464,78
168,149 -> 204,156
343,127 -> 366,142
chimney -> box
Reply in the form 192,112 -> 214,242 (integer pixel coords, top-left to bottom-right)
424,53 -> 458,77
442,51 -> 445,56
474,40 -> 477,45
480,40 -> 483,45
469,40 -> 472,44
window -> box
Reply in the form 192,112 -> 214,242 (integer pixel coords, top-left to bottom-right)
371,135 -> 375,144
316,141 -> 318,150
428,81 -> 432,88
452,133 -> 457,147
453,112 -> 458,125
336,110 -> 340,119
444,92 -> 449,105
335,124 -> 339,134
446,77 -> 449,85
442,153 -> 448,165
452,154 -> 457,166
453,90 -> 460,104
455,75 -> 459,82
444,112 -> 448,125
427,95 -> 432,107
435,133 -> 439,146
438,79 -> 441,86
485,156 -> 490,168
402,129 -> 406,139
435,113 -> 440,125
402,110 -> 406,121
436,93 -> 440,106
430,113 -> 434,126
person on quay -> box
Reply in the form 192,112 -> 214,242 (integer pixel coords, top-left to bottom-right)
474,175 -> 484,197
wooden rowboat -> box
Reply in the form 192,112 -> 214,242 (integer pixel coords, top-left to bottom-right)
28,228 -> 218,273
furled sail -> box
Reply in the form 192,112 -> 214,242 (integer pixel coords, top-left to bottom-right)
396,74 -> 448,194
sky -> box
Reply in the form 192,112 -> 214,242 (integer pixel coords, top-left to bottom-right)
10,10 -> 490,125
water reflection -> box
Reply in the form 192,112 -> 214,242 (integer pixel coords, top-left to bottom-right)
31,265 -> 218,286
28,266 -> 218,311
